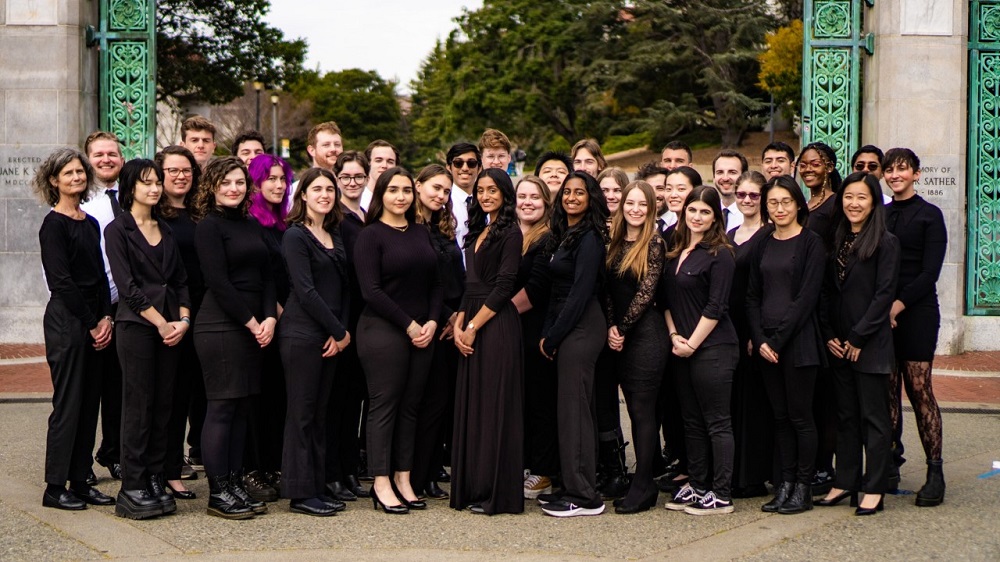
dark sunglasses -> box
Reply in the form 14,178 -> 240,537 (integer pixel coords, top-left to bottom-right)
735,191 -> 761,201
451,158 -> 480,169
854,162 -> 880,172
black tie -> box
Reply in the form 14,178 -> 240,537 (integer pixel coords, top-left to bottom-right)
656,218 -> 666,232
107,189 -> 123,218
723,208 -> 730,228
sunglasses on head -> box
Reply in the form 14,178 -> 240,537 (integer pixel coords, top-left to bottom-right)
451,158 -> 480,169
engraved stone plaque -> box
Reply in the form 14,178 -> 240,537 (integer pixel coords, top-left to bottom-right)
901,0 -> 954,36
7,0 -> 59,26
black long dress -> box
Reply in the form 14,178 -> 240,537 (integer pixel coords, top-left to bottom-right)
727,225 -> 773,497
450,226 -> 525,514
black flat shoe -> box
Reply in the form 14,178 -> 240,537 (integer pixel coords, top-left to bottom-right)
615,493 -> 658,514
70,484 -> 114,506
469,504 -> 486,514
166,482 -> 197,500
43,488 -> 86,510
423,481 -> 449,500
290,497 -> 337,517
85,470 -> 97,487
855,496 -> 884,516
815,489 -> 858,507
326,481 -> 357,502
345,475 -> 370,498
436,468 -> 451,483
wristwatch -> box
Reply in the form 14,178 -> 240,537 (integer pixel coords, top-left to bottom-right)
466,321 -> 476,332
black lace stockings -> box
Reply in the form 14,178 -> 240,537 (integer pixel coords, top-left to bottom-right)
889,361 -> 943,461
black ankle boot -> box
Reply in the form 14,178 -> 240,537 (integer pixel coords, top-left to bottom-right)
207,474 -> 254,520
229,470 -> 267,513
597,437 -> 629,500
915,459 -> 945,507
761,481 -> 793,513
778,482 -> 813,514
148,473 -> 177,514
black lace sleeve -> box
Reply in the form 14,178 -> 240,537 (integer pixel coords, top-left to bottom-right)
619,237 -> 665,335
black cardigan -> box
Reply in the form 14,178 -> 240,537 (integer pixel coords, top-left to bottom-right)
105,213 -> 191,326
279,223 -> 349,342
819,231 -> 900,373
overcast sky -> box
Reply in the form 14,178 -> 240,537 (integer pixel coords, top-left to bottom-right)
266,0 -> 481,93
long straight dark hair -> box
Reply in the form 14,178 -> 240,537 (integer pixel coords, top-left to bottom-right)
364,166 -> 416,226
666,185 -> 733,258
464,168 -> 518,250
546,171 -> 610,253
832,172 -> 887,261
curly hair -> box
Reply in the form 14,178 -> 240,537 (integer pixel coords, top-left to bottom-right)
464,168 -> 518,251
797,142 -> 842,193
547,171 -> 610,253
190,156 -> 250,221
32,148 -> 95,207
414,164 -> 456,240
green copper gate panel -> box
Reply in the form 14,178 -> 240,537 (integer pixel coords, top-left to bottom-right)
801,0 -> 871,178
968,1 -> 1000,314
88,0 -> 157,159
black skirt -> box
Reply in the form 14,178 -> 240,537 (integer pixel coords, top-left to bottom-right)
194,329 -> 262,400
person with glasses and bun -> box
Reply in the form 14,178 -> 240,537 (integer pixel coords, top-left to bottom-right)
155,145 -> 204,499
325,151 -> 372,501
446,143 -> 483,250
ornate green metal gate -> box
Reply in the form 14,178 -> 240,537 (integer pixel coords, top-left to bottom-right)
87,0 -> 157,159
800,0 -> 873,177
968,1 -> 1000,314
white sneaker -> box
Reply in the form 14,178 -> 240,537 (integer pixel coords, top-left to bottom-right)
523,474 -> 553,499
541,500 -> 605,517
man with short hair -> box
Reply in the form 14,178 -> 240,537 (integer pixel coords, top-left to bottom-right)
180,115 -> 217,170
232,129 -> 266,166
712,150 -> 748,231
306,121 -> 344,171
661,141 -> 693,171
479,128 -> 512,172
446,142 -> 482,250
637,163 -> 671,232
761,141 -> 795,179
80,131 -> 126,483
359,140 -> 400,210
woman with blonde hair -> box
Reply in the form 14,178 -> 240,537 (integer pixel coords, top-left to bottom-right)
604,181 -> 667,513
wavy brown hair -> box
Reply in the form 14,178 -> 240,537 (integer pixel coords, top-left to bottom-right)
608,181 -> 659,280
154,145 -> 200,219
32,148 -> 95,207
414,164 -> 456,240
666,185 -> 734,259
190,156 -> 251,221
286,167 -> 343,230
516,175 -> 552,254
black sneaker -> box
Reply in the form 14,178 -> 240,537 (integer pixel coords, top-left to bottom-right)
684,491 -> 734,515
540,499 -> 605,517
536,491 -> 564,505
665,483 -> 703,511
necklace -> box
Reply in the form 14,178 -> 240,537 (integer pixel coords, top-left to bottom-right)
389,223 -> 408,232
808,189 -> 829,211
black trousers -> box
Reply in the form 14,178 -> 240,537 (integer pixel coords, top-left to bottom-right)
412,340 -> 457,491
165,335 -> 203,479
595,346 -> 622,439
43,299 -> 103,485
555,300 -> 605,507
761,361 -> 817,484
523,314 -> 559,477
659,357 -> 686,473
674,343 -> 737,500
325,343 -> 366,483
117,322 -> 178,490
96,303 -> 122,466
280,338 -> 336,498
245,345 -> 285,474
832,365 -> 891,494
813,367 -> 838,474
357,312 -> 434,476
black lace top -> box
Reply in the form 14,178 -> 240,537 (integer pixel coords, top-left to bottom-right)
604,237 -> 665,334
836,232 -> 857,283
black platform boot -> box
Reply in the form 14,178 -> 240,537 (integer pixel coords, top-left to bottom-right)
148,473 -> 177,515
597,436 -> 629,500
207,474 -> 254,520
761,481 -> 793,513
778,482 -> 813,514
915,459 -> 945,507
229,470 -> 268,513
115,487 -> 163,519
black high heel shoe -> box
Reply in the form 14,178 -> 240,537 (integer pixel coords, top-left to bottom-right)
391,481 -> 427,510
855,495 -> 884,516
166,481 -> 197,500
815,489 -> 858,507
371,490 -> 408,514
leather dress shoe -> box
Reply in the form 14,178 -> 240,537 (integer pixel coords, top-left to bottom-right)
290,497 -> 337,517
70,484 -> 114,506
43,488 -> 86,510
326,480 -> 357,502
97,459 -> 122,480
345,475 -> 370,498
148,474 -> 177,514
855,496 -> 884,516
435,468 -> 451,483
423,481 -> 449,500
317,494 -> 347,512
85,470 -> 97,487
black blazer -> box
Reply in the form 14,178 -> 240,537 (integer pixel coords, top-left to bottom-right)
746,228 -> 827,368
819,231 -> 900,373
106,212 -> 191,326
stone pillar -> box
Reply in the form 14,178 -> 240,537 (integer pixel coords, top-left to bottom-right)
0,0 -> 98,342
862,0 -> 974,354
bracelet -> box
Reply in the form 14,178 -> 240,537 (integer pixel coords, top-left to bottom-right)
685,341 -> 697,351
669,332 -> 679,339
180,316 -> 191,325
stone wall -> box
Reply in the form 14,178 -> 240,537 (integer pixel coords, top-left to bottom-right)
0,0 -> 98,342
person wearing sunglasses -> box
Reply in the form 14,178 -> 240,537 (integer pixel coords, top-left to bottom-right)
725,171 -> 773,501
851,145 -> 892,204
446,142 -> 483,250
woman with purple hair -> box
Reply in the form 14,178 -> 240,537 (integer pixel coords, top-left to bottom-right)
242,154 -> 295,504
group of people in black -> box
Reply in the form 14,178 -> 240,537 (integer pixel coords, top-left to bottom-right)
34,117 -> 947,521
